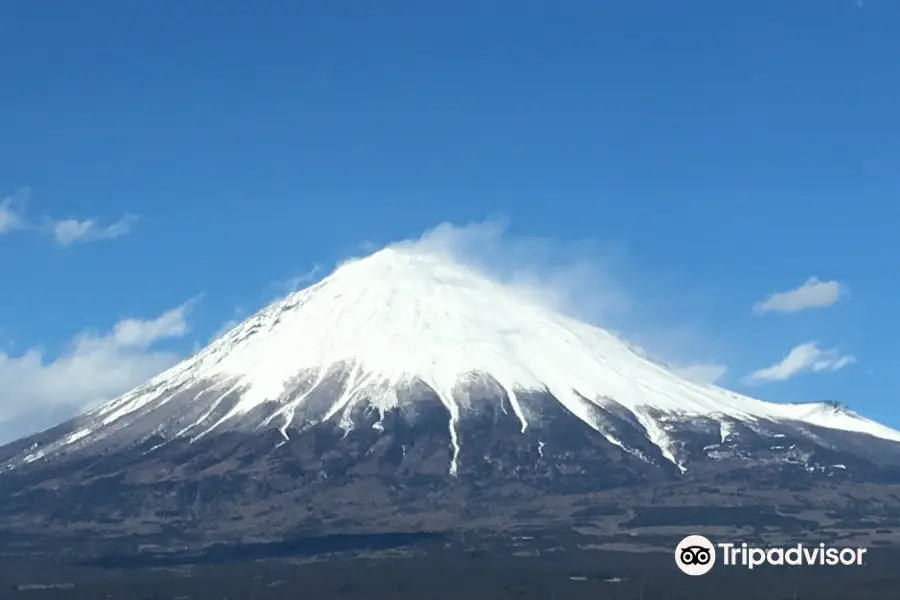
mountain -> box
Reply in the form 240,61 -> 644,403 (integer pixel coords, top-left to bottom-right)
3,247 -> 900,545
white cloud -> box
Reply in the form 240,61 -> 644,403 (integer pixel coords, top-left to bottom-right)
744,341 -> 855,384
49,214 -> 138,245
753,277 -> 846,314
0,299 -> 198,443
672,362 -> 728,384
0,187 -> 30,234
388,218 -> 633,323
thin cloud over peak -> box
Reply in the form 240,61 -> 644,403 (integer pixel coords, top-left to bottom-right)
672,362 -> 728,385
744,341 -> 855,384
753,277 -> 846,314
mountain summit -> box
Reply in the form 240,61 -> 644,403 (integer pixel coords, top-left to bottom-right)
3,247 -> 900,540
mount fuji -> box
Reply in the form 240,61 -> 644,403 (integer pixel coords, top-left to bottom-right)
3,247 -> 900,542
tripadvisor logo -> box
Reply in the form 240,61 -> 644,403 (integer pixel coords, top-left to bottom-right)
674,535 -> 868,575
675,535 -> 716,576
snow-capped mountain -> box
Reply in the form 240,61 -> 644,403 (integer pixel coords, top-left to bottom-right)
4,246 -> 900,477
4,246 -> 900,543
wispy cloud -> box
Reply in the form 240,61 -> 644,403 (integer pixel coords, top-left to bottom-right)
389,218 -> 633,324
744,341 -> 855,384
0,298 -> 199,443
0,186 -> 138,245
673,362 -> 728,385
48,214 -> 139,245
0,187 -> 30,234
753,277 -> 846,314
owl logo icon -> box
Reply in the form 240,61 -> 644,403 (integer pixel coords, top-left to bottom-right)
675,535 -> 716,575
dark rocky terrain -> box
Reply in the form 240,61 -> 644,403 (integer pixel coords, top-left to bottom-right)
4,389 -> 900,558
3,398 -> 900,600
2,528 -> 900,600
5,390 -> 900,599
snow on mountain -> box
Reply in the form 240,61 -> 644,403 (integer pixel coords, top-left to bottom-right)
12,246 -> 900,474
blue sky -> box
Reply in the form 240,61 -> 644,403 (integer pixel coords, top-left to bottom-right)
1,1 -> 898,441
